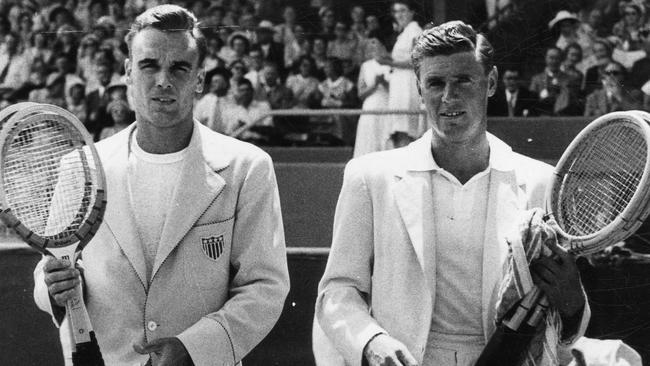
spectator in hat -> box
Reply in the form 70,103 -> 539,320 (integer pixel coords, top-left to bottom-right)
99,99 -> 132,140
253,20 -> 285,78
549,10 -> 593,58
106,81 -> 128,102
223,32 -> 251,68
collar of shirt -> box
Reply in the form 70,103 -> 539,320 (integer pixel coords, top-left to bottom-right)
407,130 -> 517,173
505,89 -> 518,102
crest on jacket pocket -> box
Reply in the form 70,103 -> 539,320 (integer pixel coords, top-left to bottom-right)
201,235 -> 224,261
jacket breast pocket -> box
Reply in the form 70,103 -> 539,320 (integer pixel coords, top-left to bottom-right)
181,218 -> 234,294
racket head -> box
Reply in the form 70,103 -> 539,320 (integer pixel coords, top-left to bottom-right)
0,104 -> 106,253
547,110 -> 650,255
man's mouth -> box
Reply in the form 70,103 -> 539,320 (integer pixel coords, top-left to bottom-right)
440,111 -> 465,117
152,97 -> 175,104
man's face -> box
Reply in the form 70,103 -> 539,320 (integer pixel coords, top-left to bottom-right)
503,70 -> 519,92
209,74 -> 228,94
249,50 -> 263,70
96,65 -> 112,86
235,83 -> 253,106
417,51 -> 496,144
263,66 -> 278,87
125,28 -> 204,131
566,47 -> 582,65
545,49 -> 562,70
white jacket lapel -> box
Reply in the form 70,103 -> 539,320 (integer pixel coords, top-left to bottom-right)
102,125 -> 148,288
152,123 -> 227,278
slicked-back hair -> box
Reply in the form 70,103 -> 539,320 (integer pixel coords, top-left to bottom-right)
411,20 -> 494,78
125,4 -> 207,67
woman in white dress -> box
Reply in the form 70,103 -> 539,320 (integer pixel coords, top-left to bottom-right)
377,0 -> 423,147
353,35 -> 392,157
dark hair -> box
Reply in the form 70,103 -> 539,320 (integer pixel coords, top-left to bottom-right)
411,20 -> 494,78
204,66 -> 231,90
125,4 -> 207,66
293,55 -> 316,74
593,38 -> 613,57
325,57 -> 343,76
565,42 -> 583,58
546,46 -> 565,60
237,77 -> 253,89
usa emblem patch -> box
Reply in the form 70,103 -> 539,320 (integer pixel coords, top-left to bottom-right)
201,235 -> 224,261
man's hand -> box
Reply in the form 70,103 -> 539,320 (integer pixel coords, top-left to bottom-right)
363,334 -> 418,366
530,240 -> 585,319
43,257 -> 82,308
134,337 -> 193,366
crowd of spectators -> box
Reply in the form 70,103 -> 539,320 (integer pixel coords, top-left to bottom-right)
4,0 -> 650,150
488,1 -> 650,118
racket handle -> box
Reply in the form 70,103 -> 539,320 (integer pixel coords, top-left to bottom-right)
65,284 -> 93,344
526,295 -> 550,328
503,286 -> 543,330
475,321 -> 538,366
72,331 -> 105,366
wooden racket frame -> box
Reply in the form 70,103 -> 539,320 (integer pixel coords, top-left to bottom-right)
0,102 -> 106,362
546,110 -> 650,255
0,103 -> 106,252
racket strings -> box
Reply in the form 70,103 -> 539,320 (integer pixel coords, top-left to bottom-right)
2,119 -> 98,239
556,121 -> 646,237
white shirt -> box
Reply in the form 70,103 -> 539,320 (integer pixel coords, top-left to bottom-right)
128,132 -> 188,281
428,164 -> 489,340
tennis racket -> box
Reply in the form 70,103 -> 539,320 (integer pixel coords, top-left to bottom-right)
477,110 -> 650,365
0,102 -> 106,366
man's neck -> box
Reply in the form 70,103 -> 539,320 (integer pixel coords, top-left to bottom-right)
431,132 -> 490,185
135,117 -> 193,154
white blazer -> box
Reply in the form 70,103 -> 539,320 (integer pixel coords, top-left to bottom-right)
313,130 -> 590,365
34,122 -> 289,366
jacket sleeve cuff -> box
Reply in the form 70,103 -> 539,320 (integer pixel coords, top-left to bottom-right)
177,317 -> 236,366
33,258 -> 65,326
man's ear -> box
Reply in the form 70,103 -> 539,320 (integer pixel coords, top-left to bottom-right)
196,67 -> 205,94
487,66 -> 498,97
124,58 -> 132,85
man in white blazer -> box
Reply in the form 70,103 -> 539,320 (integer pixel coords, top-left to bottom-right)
314,21 -> 589,366
34,5 -> 289,366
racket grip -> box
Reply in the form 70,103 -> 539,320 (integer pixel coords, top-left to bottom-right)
503,287 -> 543,330
72,331 -> 105,366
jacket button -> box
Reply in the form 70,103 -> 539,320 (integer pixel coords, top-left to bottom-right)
147,321 -> 158,331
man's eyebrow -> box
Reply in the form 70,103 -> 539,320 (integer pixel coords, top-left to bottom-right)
171,60 -> 193,69
137,58 -> 159,67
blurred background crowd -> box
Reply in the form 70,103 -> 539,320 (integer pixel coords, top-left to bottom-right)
2,0 -> 650,150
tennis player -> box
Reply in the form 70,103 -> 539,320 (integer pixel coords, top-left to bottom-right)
34,5 -> 289,365
313,21 -> 589,366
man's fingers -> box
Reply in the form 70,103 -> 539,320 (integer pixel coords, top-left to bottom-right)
396,348 -> 418,366
133,340 -> 163,355
545,238 -> 572,262
43,258 -> 72,273
52,287 -> 79,307
44,268 -> 80,285
48,277 -> 80,294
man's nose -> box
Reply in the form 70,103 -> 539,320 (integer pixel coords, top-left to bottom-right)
155,71 -> 172,89
442,83 -> 458,103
